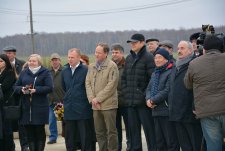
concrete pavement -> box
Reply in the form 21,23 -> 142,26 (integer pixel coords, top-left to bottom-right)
15,130 -> 148,151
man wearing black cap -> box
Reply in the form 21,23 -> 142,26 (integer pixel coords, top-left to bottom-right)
184,35 -> 225,151
3,46 -> 28,151
146,38 -> 160,55
122,33 -> 156,150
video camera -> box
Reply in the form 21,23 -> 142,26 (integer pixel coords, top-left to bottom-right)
192,24 -> 225,56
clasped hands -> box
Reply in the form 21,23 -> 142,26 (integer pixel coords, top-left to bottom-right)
92,98 -> 101,109
146,99 -> 157,109
21,87 -> 36,94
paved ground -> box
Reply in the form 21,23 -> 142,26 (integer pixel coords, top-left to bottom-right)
15,130 -> 147,151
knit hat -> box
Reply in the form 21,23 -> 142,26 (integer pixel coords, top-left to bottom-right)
203,35 -> 224,52
155,48 -> 170,60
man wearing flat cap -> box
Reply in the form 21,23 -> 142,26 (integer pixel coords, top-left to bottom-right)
146,38 -> 160,55
2,46 -> 28,151
122,33 -> 156,150
159,40 -> 176,63
3,46 -> 25,75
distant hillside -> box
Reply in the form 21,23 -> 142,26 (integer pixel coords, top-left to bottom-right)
0,26 -> 224,57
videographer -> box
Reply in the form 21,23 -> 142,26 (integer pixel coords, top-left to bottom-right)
184,35 -> 225,151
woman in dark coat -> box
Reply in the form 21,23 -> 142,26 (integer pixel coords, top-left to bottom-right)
0,54 -> 17,151
14,54 -> 53,151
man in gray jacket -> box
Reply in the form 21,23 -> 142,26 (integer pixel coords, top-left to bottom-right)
184,35 -> 225,151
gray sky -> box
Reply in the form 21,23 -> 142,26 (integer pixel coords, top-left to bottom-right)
0,0 -> 224,37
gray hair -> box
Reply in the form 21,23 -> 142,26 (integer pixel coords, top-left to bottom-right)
187,41 -> 193,51
179,40 -> 193,52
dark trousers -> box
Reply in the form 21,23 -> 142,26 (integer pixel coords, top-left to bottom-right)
18,124 -> 29,149
65,119 -> 94,151
127,106 -> 157,151
0,119 -> 14,151
154,117 -> 180,151
175,122 -> 202,151
116,106 -> 130,151
25,125 -> 46,151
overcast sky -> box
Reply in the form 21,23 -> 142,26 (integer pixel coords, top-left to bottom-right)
0,0 -> 224,37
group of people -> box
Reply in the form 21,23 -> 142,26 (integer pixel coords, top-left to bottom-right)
0,32 -> 224,151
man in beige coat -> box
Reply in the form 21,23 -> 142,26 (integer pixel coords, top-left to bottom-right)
86,43 -> 119,151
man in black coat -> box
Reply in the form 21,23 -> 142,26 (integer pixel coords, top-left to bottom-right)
168,41 -> 203,151
3,46 -> 28,151
3,46 -> 25,74
121,33 -> 156,151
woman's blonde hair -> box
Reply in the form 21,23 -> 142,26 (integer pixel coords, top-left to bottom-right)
28,54 -> 43,66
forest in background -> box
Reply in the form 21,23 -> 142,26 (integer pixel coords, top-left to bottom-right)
0,26 -> 224,57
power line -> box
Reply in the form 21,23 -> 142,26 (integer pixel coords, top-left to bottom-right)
0,0 -> 191,16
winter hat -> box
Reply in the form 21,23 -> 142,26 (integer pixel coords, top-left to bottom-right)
189,32 -> 200,41
203,35 -> 224,52
155,48 -> 170,60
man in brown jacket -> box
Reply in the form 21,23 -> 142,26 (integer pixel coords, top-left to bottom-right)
184,35 -> 225,151
86,43 -> 119,151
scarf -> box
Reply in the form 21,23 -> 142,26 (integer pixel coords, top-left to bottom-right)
176,52 -> 194,70
29,66 -> 41,74
96,60 -> 105,71
150,62 -> 171,98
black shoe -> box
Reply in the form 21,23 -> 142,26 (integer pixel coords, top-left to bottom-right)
47,140 -> 56,144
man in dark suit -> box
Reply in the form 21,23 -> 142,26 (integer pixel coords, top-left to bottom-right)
3,46 -> 28,151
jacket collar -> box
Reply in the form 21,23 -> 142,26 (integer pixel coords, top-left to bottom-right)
114,57 -> 125,69
130,45 -> 147,59
93,59 -> 110,71
205,49 -> 222,54
50,65 -> 63,72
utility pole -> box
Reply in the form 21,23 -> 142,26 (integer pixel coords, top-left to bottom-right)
29,0 -> 35,54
